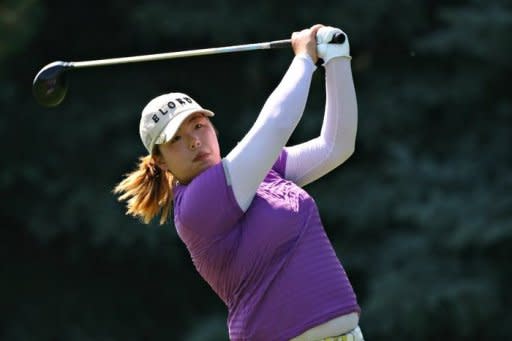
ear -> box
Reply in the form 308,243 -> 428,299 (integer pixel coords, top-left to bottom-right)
152,154 -> 168,172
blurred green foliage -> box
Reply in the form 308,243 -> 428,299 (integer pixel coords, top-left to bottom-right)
1,0 -> 511,339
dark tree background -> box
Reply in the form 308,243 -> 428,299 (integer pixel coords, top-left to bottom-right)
1,0 -> 511,340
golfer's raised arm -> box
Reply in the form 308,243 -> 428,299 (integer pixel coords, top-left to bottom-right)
223,27 -> 320,212
284,57 -> 358,187
285,27 -> 358,187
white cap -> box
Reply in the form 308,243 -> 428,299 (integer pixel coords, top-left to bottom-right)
139,92 -> 214,154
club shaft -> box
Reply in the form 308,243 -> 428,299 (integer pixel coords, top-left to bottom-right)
70,39 -> 291,69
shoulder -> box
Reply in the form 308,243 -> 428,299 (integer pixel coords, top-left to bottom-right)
272,149 -> 288,177
173,162 -> 244,236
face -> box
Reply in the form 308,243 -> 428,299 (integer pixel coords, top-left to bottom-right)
155,113 -> 221,184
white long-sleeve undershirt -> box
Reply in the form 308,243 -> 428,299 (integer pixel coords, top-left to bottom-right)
223,55 -> 358,212
223,54 -> 315,211
284,58 -> 358,187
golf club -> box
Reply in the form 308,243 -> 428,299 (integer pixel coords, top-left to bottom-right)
33,33 -> 345,107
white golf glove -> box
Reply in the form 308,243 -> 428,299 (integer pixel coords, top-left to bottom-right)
316,26 -> 350,65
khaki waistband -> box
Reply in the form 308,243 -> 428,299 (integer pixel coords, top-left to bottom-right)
320,326 -> 364,341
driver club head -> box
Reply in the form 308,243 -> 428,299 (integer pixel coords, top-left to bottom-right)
32,61 -> 71,107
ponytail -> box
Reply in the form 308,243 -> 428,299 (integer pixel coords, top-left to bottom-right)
113,155 -> 174,225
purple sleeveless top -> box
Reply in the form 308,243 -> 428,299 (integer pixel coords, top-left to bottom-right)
173,150 -> 360,341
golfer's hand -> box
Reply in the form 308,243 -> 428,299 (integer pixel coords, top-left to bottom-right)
316,26 -> 351,65
291,24 -> 324,64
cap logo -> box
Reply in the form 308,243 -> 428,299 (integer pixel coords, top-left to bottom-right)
140,92 -> 212,154
151,96 -> 194,123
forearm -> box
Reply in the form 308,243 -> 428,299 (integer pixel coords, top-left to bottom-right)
224,54 -> 316,211
285,57 -> 358,186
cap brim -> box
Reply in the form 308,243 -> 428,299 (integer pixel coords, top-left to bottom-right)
152,108 -> 214,152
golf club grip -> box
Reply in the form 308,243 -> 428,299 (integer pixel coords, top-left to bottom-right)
269,39 -> 292,49
330,32 -> 346,44
269,32 -> 346,49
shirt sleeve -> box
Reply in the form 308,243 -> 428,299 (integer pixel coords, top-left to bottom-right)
223,54 -> 316,212
284,57 -> 358,187
174,162 -> 244,237
271,149 -> 288,177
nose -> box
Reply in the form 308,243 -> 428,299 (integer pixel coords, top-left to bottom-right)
189,135 -> 201,150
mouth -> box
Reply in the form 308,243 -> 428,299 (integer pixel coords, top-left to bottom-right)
193,152 -> 210,162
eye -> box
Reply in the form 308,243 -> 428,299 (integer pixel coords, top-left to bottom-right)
195,123 -> 204,129
170,135 -> 181,143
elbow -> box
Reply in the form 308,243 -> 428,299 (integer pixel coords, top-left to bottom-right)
339,121 -> 357,152
333,135 -> 357,164
323,146 -> 354,172
347,131 -> 357,156
318,138 -> 356,171
339,142 -> 356,163
344,125 -> 358,159
345,142 -> 356,159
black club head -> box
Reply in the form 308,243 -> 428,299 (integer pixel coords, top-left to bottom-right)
32,61 -> 71,107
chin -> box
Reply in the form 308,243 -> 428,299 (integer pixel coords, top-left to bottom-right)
193,160 -> 216,177
201,159 -> 218,171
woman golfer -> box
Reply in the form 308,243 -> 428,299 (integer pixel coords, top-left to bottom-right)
115,24 -> 363,341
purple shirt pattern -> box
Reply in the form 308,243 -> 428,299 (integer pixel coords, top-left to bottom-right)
173,150 -> 360,341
